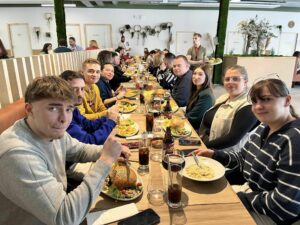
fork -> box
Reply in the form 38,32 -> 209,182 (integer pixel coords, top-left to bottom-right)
192,151 -> 202,169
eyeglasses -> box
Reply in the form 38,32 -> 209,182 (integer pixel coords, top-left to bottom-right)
223,76 -> 244,82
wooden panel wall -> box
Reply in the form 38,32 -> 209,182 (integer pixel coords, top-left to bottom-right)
0,50 -> 100,108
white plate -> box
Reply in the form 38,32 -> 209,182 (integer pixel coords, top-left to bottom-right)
183,156 -> 225,182
125,90 -> 139,98
118,101 -> 137,113
102,170 -> 143,201
117,122 -> 139,138
171,123 -> 192,138
208,58 -> 222,65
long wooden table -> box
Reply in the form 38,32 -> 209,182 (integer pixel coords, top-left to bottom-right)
88,85 -> 256,224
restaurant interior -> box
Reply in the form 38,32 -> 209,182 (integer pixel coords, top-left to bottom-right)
0,1 -> 300,225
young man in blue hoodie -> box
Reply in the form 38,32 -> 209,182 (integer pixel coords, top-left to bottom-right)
60,70 -> 119,145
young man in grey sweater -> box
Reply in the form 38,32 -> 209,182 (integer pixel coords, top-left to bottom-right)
0,76 -> 130,225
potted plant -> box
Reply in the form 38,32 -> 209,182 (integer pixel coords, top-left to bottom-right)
237,16 -> 277,56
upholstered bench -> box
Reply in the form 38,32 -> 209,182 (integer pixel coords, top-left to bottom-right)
0,99 -> 26,134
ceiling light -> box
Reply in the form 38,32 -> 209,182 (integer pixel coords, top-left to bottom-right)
179,2 -> 219,7
179,2 -> 281,9
230,3 -> 281,9
41,3 -> 76,7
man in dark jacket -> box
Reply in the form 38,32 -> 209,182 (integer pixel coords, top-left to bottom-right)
54,38 -> 72,53
110,52 -> 131,91
172,55 -> 192,107
60,70 -> 118,145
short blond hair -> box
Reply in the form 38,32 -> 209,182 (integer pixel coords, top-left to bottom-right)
82,58 -> 100,70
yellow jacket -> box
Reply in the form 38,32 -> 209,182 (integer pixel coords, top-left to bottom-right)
77,84 -> 107,120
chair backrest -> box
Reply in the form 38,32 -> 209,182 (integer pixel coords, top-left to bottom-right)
0,99 -> 26,134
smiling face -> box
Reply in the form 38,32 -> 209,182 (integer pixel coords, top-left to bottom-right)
101,64 -> 114,81
251,86 -> 291,126
173,57 -> 189,77
26,99 -> 74,141
192,67 -> 206,88
82,63 -> 101,85
223,69 -> 247,99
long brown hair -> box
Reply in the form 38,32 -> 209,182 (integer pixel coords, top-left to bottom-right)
249,78 -> 299,118
187,65 -> 212,111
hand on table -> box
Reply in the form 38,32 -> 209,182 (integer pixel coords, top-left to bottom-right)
188,148 -> 214,158
115,85 -> 126,94
107,105 -> 119,122
116,91 -> 125,100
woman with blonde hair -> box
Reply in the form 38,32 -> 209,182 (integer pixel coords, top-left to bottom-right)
149,51 -> 164,76
86,40 -> 99,50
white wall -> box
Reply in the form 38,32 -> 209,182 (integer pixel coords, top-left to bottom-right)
0,7 -> 300,56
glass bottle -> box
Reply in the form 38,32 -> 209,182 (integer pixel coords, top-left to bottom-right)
163,99 -> 172,119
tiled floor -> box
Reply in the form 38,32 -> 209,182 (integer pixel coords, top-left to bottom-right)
212,84 -> 300,115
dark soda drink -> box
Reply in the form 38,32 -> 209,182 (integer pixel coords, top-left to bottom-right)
168,184 -> 182,204
140,92 -> 145,104
146,113 -> 154,132
162,154 -> 185,171
139,147 -> 149,165
149,109 -> 160,118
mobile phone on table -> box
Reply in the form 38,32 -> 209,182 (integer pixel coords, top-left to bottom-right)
118,208 -> 160,225
122,141 -> 140,149
179,138 -> 201,146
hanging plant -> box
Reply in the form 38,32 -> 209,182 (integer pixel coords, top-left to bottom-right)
119,27 -> 125,35
149,28 -> 156,36
140,28 -> 147,45
144,26 -> 151,33
134,25 -> 142,39
154,25 -> 161,37
160,23 -> 168,30
129,28 -> 135,38
167,22 -> 173,34
34,27 -> 41,40
124,24 -> 131,31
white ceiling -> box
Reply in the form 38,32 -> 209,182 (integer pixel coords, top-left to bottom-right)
0,0 -> 299,9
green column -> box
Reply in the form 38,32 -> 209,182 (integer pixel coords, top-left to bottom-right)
54,0 -> 67,42
213,0 -> 230,84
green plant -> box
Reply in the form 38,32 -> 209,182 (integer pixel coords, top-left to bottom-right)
237,16 -> 277,56
54,0 -> 67,42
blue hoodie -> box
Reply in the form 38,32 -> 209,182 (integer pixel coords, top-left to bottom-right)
67,108 -> 116,145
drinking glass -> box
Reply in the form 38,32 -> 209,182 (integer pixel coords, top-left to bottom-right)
146,112 -> 154,133
147,172 -> 166,206
150,118 -> 164,162
150,134 -> 163,162
167,154 -> 184,208
138,132 -> 149,175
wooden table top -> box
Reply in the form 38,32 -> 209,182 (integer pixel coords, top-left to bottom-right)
88,86 -> 256,224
